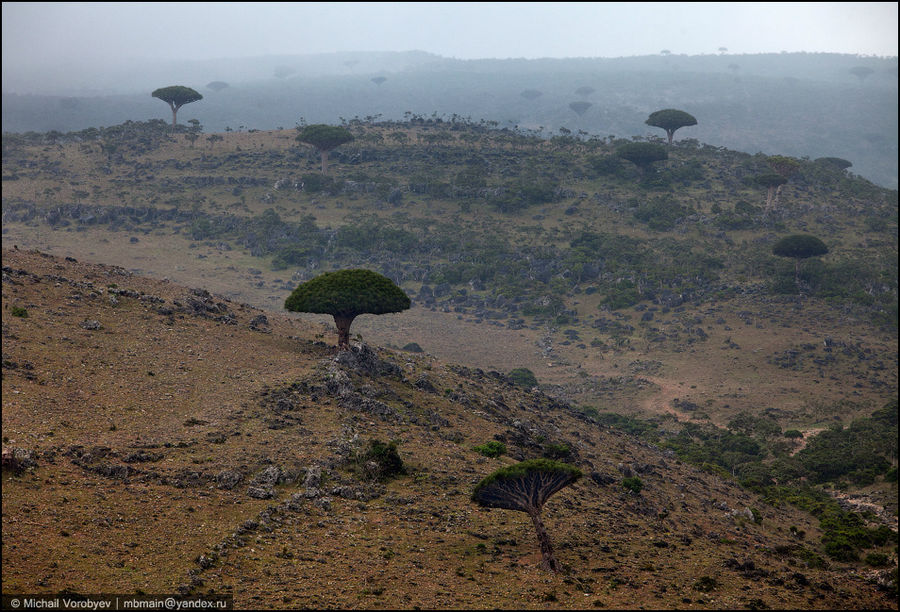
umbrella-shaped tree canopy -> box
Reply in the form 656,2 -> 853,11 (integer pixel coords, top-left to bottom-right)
472,459 -> 582,571
284,269 -> 410,350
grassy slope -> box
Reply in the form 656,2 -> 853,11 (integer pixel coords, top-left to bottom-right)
2,124 -> 896,436
2,248 -> 895,609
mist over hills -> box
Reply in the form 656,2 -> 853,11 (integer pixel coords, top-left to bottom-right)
2,47 -> 899,606
3,51 -> 897,188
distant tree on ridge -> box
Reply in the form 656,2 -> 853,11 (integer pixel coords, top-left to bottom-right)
645,109 -> 697,145
296,124 -> 355,174
151,86 -> 203,127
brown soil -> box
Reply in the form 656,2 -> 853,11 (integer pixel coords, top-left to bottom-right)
3,248 -> 896,610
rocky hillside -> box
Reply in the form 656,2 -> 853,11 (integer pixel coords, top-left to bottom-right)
2,248 -> 895,609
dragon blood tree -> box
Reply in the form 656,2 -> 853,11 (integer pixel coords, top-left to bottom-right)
284,269 -> 410,350
472,458 -> 582,572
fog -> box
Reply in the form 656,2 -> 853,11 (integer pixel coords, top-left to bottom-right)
3,2 -> 897,95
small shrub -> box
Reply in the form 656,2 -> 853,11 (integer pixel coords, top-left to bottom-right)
796,547 -> 826,569
401,342 -> 424,353
301,172 -> 336,194
693,576 -> 718,592
473,441 -> 506,458
508,367 -> 538,388
600,280 -> 641,310
358,439 -> 406,481
823,536 -> 858,562
581,406 -> 600,419
543,443 -> 571,460
622,476 -> 643,494
783,429 -> 804,439
864,552 -> 890,567
11,306 -> 28,318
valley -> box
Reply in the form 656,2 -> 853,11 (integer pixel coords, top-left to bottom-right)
2,116 -> 897,608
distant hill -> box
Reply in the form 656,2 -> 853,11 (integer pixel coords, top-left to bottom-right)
2,51 -> 897,187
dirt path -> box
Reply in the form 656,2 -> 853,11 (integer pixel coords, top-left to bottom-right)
639,376 -> 697,422
789,428 -> 826,456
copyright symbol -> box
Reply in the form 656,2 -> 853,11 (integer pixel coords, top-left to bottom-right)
165,597 -> 177,609
10,599 -> 21,609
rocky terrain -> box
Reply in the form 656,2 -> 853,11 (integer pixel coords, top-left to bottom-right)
3,248 -> 896,609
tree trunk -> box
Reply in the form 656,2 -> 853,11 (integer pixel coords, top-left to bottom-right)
169,103 -> 178,127
320,150 -> 329,174
666,129 -> 674,145
528,507 -> 560,572
764,186 -> 776,214
332,314 -> 355,350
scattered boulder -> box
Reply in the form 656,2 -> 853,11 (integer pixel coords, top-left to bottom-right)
2,447 -> 38,473
252,465 -> 284,486
247,486 -> 275,499
216,470 -> 243,490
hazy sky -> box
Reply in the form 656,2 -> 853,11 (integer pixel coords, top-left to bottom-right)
3,2 -> 898,68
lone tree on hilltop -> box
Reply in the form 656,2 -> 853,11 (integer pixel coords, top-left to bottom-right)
645,109 -> 697,145
296,124 -> 355,174
618,142 -> 668,175
472,458 -> 582,572
772,234 -> 829,289
284,269 -> 410,350
151,86 -> 203,126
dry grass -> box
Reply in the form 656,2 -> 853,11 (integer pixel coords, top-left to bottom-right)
2,248 -> 895,609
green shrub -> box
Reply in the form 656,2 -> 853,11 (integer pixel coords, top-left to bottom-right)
473,441 -> 506,458
594,412 -> 659,438
693,576 -> 718,592
865,552 -> 890,567
354,439 -> 406,481
587,154 -> 625,178
542,443 -> 571,459
783,429 -> 804,439
580,406 -> 600,419
622,476 -> 643,494
401,342 -> 423,353
600,280 -> 641,310
301,172 -> 336,194
271,244 -> 317,270
632,198 -> 689,231
823,536 -> 858,562
508,367 -> 538,388
11,306 -> 28,318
